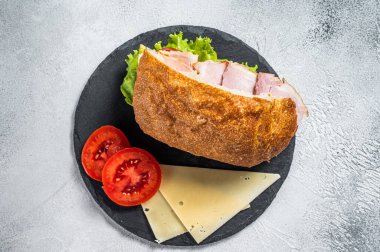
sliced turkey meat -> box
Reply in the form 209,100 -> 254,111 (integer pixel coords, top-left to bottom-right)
221,62 -> 257,95
194,60 -> 227,86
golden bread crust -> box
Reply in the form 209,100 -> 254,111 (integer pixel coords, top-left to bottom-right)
133,50 -> 298,167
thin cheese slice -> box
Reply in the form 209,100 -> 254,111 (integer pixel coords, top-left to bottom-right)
241,204 -> 250,210
159,165 -> 280,243
142,192 -> 250,243
141,191 -> 187,243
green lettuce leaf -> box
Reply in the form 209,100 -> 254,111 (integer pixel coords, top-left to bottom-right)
120,45 -> 145,105
156,32 -> 218,61
154,41 -> 162,51
165,32 -> 191,51
189,36 -> 217,61
242,62 -> 259,73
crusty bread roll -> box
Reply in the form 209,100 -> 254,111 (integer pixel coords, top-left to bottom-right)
133,50 -> 298,167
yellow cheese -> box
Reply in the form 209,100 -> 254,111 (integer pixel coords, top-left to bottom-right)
241,204 -> 250,210
159,165 -> 280,243
142,191 -> 250,243
141,191 -> 187,243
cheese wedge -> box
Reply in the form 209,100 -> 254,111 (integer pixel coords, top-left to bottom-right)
141,191 -> 187,243
159,165 -> 280,243
142,192 -> 250,243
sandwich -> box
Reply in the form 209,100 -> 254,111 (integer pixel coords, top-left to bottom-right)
121,32 -> 308,167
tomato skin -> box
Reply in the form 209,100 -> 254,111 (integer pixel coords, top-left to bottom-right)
81,126 -> 130,181
102,148 -> 161,206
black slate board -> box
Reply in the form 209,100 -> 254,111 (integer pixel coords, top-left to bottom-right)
73,25 -> 295,246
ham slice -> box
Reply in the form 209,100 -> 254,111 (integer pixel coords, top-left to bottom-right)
221,62 -> 257,95
253,73 -> 308,123
147,49 -> 307,123
254,73 -> 283,94
151,50 -> 195,73
194,60 -> 227,86
159,49 -> 198,68
270,80 -> 309,124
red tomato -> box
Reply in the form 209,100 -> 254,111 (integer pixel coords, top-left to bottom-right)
81,126 -> 130,181
102,148 -> 161,206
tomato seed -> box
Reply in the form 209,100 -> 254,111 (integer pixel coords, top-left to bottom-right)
93,140 -> 114,160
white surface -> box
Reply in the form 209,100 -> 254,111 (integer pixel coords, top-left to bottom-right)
0,0 -> 379,251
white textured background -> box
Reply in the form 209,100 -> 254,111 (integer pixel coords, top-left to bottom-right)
1,0 -> 379,251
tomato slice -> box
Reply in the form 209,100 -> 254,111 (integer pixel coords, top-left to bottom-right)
102,148 -> 161,206
81,126 -> 130,181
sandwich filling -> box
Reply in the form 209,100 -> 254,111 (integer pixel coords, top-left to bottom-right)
147,48 -> 308,124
